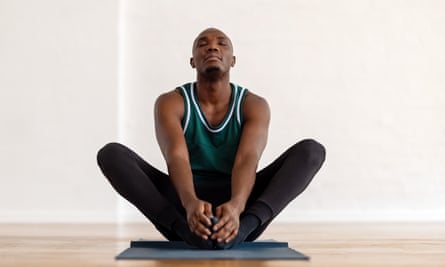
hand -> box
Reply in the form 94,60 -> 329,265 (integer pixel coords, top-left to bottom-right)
211,201 -> 243,243
183,199 -> 213,240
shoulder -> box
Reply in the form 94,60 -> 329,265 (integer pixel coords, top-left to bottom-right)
242,91 -> 270,119
155,89 -> 184,118
156,89 -> 183,104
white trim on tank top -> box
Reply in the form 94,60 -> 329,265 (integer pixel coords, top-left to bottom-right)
190,82 -> 238,133
179,86 -> 191,134
236,87 -> 247,125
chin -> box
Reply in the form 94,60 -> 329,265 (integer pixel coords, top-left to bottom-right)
205,66 -> 222,73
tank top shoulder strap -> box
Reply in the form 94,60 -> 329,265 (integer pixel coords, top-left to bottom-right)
232,83 -> 248,125
177,82 -> 248,132
177,82 -> 192,133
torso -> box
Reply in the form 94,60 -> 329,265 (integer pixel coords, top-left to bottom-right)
177,82 -> 248,182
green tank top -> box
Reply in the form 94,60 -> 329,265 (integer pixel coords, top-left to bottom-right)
177,82 -> 248,183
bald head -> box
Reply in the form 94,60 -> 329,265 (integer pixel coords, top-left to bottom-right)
192,28 -> 234,53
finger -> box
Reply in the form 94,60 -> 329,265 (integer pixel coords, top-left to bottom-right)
198,213 -> 212,227
213,216 -> 228,232
225,228 -> 238,243
213,220 -> 234,241
189,214 -> 207,232
215,206 -> 223,219
204,202 -> 213,218
210,220 -> 227,240
219,221 -> 235,242
194,222 -> 211,238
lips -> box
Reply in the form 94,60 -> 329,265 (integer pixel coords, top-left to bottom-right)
204,54 -> 222,62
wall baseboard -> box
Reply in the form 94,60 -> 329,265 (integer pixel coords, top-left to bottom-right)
115,207 -> 445,223
0,210 -> 117,223
2,209 -> 444,223
275,209 -> 445,222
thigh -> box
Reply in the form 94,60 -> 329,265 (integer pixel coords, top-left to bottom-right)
99,142 -> 183,210
132,152 -> 183,210
246,149 -> 291,206
246,141 -> 303,207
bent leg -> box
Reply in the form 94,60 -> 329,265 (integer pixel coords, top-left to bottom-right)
244,139 -> 326,240
96,142 -> 184,240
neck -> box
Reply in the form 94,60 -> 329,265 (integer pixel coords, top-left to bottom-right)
195,73 -> 231,105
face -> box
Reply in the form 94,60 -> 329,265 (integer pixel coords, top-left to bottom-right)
190,28 -> 236,75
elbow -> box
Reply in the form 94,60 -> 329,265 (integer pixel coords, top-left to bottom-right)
164,148 -> 189,167
233,152 -> 260,170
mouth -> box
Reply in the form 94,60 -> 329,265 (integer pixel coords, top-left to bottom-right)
204,54 -> 222,62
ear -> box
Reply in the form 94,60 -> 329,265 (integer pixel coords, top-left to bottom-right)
231,56 -> 236,67
190,57 -> 196,68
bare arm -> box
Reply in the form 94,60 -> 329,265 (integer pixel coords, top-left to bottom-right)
212,92 -> 270,242
230,92 -> 270,211
154,90 -> 212,238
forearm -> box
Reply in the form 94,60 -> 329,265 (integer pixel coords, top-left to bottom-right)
230,156 -> 258,212
167,157 -> 197,207
167,157 -> 213,238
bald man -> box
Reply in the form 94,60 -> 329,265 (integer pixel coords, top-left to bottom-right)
97,28 -> 325,249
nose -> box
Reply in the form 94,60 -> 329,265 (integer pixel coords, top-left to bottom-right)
207,42 -> 219,52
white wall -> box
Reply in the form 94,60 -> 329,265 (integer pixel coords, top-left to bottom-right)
119,0 -> 445,222
1,0 -> 444,223
0,0 -> 118,222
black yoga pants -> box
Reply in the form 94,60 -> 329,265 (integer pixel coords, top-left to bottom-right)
97,139 -> 325,241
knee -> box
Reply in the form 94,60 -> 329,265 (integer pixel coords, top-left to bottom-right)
96,142 -> 124,168
293,139 -> 326,167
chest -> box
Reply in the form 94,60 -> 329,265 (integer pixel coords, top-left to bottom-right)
200,102 -> 230,127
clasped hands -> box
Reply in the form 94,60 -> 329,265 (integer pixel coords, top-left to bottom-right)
184,199 -> 242,244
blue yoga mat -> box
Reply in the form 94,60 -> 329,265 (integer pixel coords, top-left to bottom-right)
116,240 -> 309,260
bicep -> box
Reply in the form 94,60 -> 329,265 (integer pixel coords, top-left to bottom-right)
235,95 -> 270,162
154,92 -> 189,163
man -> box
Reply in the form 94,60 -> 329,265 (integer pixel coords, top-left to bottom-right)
97,28 -> 325,249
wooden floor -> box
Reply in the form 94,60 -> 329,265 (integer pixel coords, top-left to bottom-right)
0,223 -> 444,267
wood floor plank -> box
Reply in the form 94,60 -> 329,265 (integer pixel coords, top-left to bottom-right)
0,223 -> 444,267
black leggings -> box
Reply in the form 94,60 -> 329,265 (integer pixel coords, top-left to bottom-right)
97,139 -> 325,241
